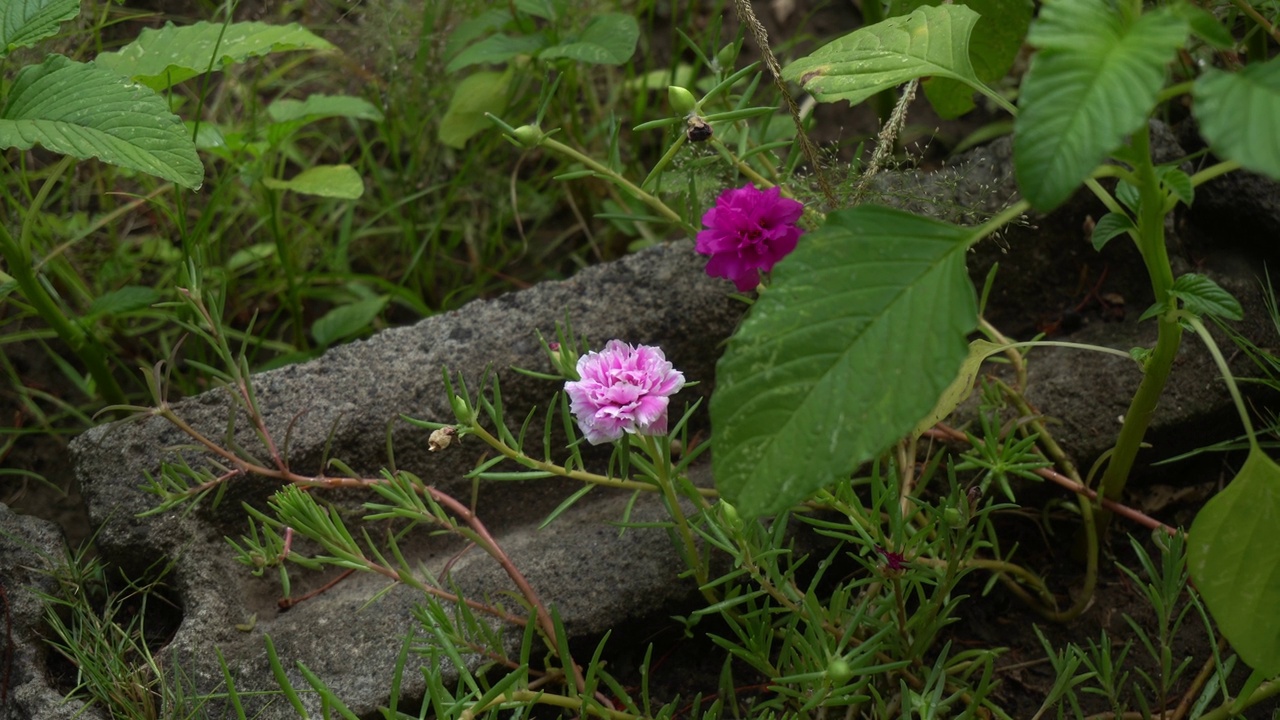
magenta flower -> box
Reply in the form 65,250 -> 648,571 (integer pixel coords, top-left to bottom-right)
695,184 -> 804,292
565,340 -> 685,445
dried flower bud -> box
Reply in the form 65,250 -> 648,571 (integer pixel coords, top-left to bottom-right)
686,116 -> 712,143
429,426 -> 457,452
668,85 -> 698,115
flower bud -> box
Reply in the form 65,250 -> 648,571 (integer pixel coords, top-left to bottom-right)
449,394 -> 473,424
718,500 -> 741,530
511,124 -> 544,148
686,116 -> 712,143
826,658 -> 853,686
943,506 -> 966,530
668,85 -> 698,115
429,426 -> 457,452
715,42 -> 740,72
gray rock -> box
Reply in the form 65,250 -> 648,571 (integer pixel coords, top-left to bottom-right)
0,503 -> 103,720
66,242 -> 740,719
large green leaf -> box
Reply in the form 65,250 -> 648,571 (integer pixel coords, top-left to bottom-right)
1013,0 -> 1187,210
1189,448 -> 1280,676
0,55 -> 202,189
780,5 -> 986,108
261,164 -> 363,199
890,0 -> 1032,119
439,69 -> 512,149
268,95 -> 384,124
540,13 -> 638,65
713,206 -> 977,517
446,33 -> 546,73
95,21 -> 334,91
1,0 -> 78,57
1193,58 -> 1280,181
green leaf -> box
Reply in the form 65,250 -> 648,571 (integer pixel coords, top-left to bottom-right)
515,0 -> 560,20
1014,1 -> 1187,210
268,95 -> 384,123
1175,3 -> 1234,50
439,69 -> 512,149
95,21 -> 335,91
780,5 -> 987,108
1169,273 -> 1243,321
0,55 -> 203,189
912,339 -> 1004,437
261,164 -> 363,199
1189,448 -> 1280,676
540,13 -> 638,65
1159,166 -> 1194,208
1193,58 -> 1280,181
713,205 -> 977,517
85,286 -> 162,318
1091,211 -> 1134,251
446,33 -> 545,73
1,0 -> 79,57
891,0 -> 1032,119
311,296 -> 389,347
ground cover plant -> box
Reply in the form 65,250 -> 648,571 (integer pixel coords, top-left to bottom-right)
5,0 -> 1280,718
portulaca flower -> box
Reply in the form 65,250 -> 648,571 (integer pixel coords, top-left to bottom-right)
564,340 -> 685,445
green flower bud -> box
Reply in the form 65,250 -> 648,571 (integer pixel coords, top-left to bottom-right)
715,42 -> 740,71
449,394 -> 474,424
943,506 -> 967,530
718,500 -> 741,530
511,124 -> 544,148
668,85 -> 698,116
827,658 -> 853,686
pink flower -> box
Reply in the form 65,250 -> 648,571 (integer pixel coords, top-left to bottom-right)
695,184 -> 804,292
565,340 -> 685,445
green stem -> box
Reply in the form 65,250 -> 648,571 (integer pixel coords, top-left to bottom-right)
1185,316 -> 1258,451
1097,126 -> 1181,510
638,434 -> 716,602
1198,677 -> 1280,720
0,157 -> 126,406
537,136 -> 695,234
1189,160 -> 1242,189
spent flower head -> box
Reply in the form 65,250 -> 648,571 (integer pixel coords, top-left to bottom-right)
695,183 -> 804,292
565,340 -> 685,445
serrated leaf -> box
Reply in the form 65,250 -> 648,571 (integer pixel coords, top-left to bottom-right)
781,5 -> 987,108
1170,273 -> 1243,320
1193,58 -> 1280,182
1091,211 -> 1134,251
95,21 -> 334,91
892,0 -> 1032,119
1159,166 -> 1194,207
1,0 -> 79,57
1014,0 -> 1187,210
268,95 -> 384,123
439,69 -> 511,149
261,164 -> 363,199
446,33 -> 545,73
85,285 -> 162,318
713,205 -> 978,517
540,13 -> 638,65
0,55 -> 202,189
311,296 -> 388,347
1189,448 -> 1280,676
